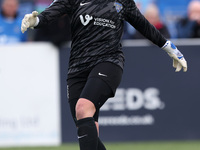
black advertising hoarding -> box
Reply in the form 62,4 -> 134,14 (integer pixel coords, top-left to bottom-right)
60,41 -> 200,142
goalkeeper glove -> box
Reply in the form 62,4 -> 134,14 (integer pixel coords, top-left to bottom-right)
21,11 -> 39,33
162,41 -> 187,72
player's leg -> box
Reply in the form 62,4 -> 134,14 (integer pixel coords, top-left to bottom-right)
86,62 -> 123,150
67,70 -> 89,124
76,76 -> 114,150
95,122 -> 106,150
77,73 -> 118,150
76,98 -> 98,150
93,109 -> 106,150
70,98 -> 106,150
67,70 -> 104,150
76,98 -> 96,120
68,62 -> 122,150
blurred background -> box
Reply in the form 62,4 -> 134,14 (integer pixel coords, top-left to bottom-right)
0,0 -> 200,149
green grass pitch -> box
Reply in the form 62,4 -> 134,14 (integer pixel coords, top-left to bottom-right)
0,141 -> 200,150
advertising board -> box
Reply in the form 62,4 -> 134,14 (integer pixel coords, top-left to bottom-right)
0,43 -> 61,146
60,42 -> 200,142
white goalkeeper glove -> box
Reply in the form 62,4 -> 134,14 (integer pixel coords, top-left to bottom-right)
162,41 -> 187,72
21,11 -> 39,33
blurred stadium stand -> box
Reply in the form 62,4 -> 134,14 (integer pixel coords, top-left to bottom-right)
157,0 -> 192,38
4,0 -> 196,41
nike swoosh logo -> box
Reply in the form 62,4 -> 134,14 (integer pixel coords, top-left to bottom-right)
78,134 -> 88,139
98,73 -> 107,77
80,2 -> 90,6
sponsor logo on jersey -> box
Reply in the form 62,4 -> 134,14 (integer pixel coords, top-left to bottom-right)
80,15 -> 116,29
94,18 -> 116,29
114,2 -> 123,13
80,14 -> 93,26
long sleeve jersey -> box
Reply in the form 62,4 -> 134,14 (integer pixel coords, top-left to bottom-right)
37,0 -> 167,74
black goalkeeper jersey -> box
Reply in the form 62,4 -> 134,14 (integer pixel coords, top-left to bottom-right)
37,0 -> 167,74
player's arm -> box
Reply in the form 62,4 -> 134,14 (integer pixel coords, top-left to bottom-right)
124,0 -> 187,72
21,0 -> 73,33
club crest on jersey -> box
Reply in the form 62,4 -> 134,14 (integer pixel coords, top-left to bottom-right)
114,2 -> 123,13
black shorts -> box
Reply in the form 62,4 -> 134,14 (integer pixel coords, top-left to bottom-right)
67,62 -> 123,122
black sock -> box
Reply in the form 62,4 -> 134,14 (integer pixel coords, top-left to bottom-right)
76,117 -> 98,150
98,138 -> 106,150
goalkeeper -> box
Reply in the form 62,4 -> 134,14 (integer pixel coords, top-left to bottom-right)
21,0 -> 187,150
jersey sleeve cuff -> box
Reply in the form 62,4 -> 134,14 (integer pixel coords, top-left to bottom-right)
34,17 -> 40,27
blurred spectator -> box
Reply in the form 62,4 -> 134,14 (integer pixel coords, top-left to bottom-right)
134,0 -> 156,13
0,0 -> 27,44
133,4 -> 170,39
176,0 -> 200,38
123,0 -> 156,39
33,0 -> 71,47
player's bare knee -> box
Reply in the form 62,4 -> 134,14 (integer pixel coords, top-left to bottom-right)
76,102 -> 85,120
76,98 -> 96,120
